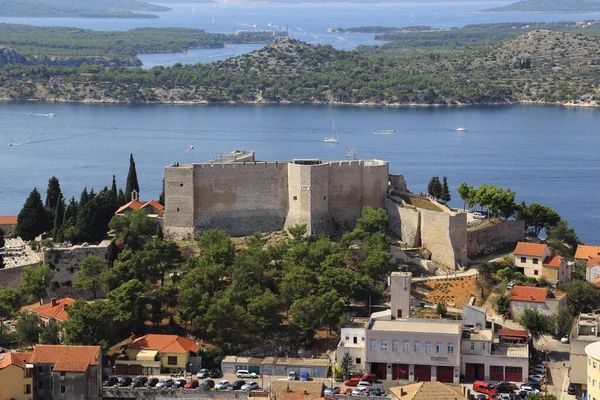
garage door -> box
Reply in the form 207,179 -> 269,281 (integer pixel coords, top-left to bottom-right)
414,365 -> 431,382
437,366 -> 453,383
116,365 -> 128,375
392,364 -> 409,380
129,365 -> 143,376
490,365 -> 504,381
505,366 -> 522,382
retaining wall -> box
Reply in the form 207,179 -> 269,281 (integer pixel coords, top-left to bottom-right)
385,198 -> 420,247
467,220 -> 525,257
420,209 -> 467,269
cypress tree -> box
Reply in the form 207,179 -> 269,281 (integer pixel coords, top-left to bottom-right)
440,176 -> 451,203
53,196 -> 65,242
117,189 -> 126,207
427,177 -> 436,198
432,176 -> 443,199
158,178 -> 165,206
16,188 -> 50,241
125,153 -> 140,202
80,187 -> 89,208
110,175 -> 118,212
44,176 -> 62,216
0,228 -> 4,249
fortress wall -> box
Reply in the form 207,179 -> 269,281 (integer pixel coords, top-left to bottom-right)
467,220 -> 525,257
385,198 -> 421,247
309,164 -> 333,234
420,209 -> 467,268
164,165 -> 195,240
193,162 -> 289,236
327,161 -> 365,231
389,174 -> 408,193
285,163 -> 313,231
362,161 -> 389,208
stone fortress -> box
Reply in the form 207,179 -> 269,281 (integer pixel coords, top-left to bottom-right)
163,151 -> 523,268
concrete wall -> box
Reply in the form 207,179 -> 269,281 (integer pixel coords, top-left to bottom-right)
462,306 -> 487,328
420,210 -> 467,269
467,220 -> 525,257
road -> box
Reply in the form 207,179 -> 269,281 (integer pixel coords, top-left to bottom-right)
535,335 -> 573,400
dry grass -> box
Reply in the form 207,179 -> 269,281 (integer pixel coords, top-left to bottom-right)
399,195 -> 442,212
413,276 -> 477,308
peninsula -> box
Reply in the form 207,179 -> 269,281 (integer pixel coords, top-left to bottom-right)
481,0 -> 600,13
0,0 -> 170,18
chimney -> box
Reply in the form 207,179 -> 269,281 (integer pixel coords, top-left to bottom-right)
131,190 -> 139,202
50,298 -> 57,307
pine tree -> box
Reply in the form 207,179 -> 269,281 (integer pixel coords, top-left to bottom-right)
427,177 -> 436,198
432,176 -> 443,199
44,176 -> 62,220
16,188 -> 51,241
79,187 -> 89,208
110,175 -> 118,212
125,153 -> 140,202
53,196 -> 65,242
440,176 -> 451,203
0,228 -> 4,249
117,189 -> 126,207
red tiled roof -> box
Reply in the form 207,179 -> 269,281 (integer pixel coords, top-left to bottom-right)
128,334 -> 200,354
31,298 -> 76,321
588,257 -> 600,268
498,329 -> 528,338
576,245 -> 600,260
30,345 -> 100,372
0,216 -> 17,225
0,352 -> 32,370
115,200 -> 144,215
142,200 -> 164,211
509,286 -> 566,303
514,242 -> 548,257
543,256 -> 563,268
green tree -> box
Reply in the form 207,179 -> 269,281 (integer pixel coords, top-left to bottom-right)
518,202 -> 561,237
76,191 -> 114,243
44,176 -> 62,220
0,288 -> 21,337
553,306 -> 574,339
140,237 -> 181,286
494,294 -> 509,315
457,182 -> 473,210
287,224 -> 307,242
247,289 -> 284,334
437,303 -> 448,317
354,206 -> 388,236
125,153 -> 140,202
108,279 -> 146,323
52,196 -> 65,242
427,176 -> 442,199
0,228 -> 4,249
341,350 -> 354,380
159,178 -> 165,206
519,308 -> 552,342
440,176 -> 451,202
117,188 -> 126,207
109,210 -> 157,250
73,255 -> 106,298
547,220 -> 579,253
20,264 -> 55,305
318,290 -> 345,335
280,267 -> 316,311
79,187 -> 89,208
16,188 -> 51,241
15,312 -> 41,348
290,296 -> 320,346
39,319 -> 61,345
110,174 -> 118,211
63,299 -> 114,346
560,280 -> 600,314
198,229 -> 235,266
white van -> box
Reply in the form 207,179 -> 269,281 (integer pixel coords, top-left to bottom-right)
288,371 -> 296,381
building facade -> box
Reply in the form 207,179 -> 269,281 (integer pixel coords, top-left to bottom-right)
0,352 -> 32,400
513,242 -> 552,278
508,286 -> 567,319
587,341 -> 600,400
570,313 -> 600,396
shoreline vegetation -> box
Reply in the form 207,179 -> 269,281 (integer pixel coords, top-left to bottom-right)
480,0 -> 600,13
1,22 -> 600,107
0,0 -> 170,18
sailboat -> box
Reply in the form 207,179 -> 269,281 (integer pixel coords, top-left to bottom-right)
454,113 -> 468,132
324,120 -> 340,143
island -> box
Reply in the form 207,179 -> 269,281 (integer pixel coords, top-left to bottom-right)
0,0 -> 170,18
481,0 -> 600,13
328,26 -> 432,34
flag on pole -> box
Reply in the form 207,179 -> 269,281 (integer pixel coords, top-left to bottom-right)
187,143 -> 194,152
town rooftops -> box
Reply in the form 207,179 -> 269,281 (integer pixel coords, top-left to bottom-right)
389,382 -> 467,400
270,380 -> 324,400
30,345 -> 100,372
0,216 -> 17,225
115,200 -> 143,214
222,356 -> 329,367
461,328 -> 492,341
514,242 -> 548,257
542,255 -> 563,268
498,329 -> 528,338
0,352 -> 32,370
509,286 -> 566,303
490,344 -> 529,358
370,319 -> 462,335
128,334 -> 200,354
576,245 -> 600,260
31,297 -> 76,321
341,317 -> 370,329
587,257 -> 600,268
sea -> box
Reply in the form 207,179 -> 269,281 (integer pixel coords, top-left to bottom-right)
0,2 -> 599,243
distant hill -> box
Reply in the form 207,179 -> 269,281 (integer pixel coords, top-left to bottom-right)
0,0 -> 170,18
481,0 -> 600,13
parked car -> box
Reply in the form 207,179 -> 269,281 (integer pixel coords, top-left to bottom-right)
528,374 -> 544,383
228,380 -> 246,390
492,382 -> 515,393
568,383 -> 576,395
241,382 -> 259,391
288,371 -> 297,381
533,365 -> 546,374
473,211 -> 486,219
508,394 -> 521,400
519,386 -> 539,395
174,379 -> 188,388
118,377 -> 133,387
561,336 -> 570,344
300,372 -> 310,381
370,388 -> 385,397
523,381 -> 541,391
351,387 -> 369,396
473,381 -> 497,396
357,381 -> 371,389
200,379 -> 215,389
324,386 -> 341,396
132,376 -> 148,387
497,394 -> 511,400
156,378 -> 175,388
344,377 -> 361,387
146,378 -> 160,387
184,380 -> 199,389
102,377 -> 119,387
475,395 -> 487,400
215,380 -> 230,390
197,369 -> 210,379
209,369 -> 222,378
360,374 -> 377,384
236,370 -> 258,379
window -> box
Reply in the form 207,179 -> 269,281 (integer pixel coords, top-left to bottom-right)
436,342 -> 443,353
533,258 -> 538,264
293,196 -> 297,201
470,342 -> 475,351
425,342 -> 432,353
414,341 -> 421,353
61,386 -> 66,394
356,358 -> 361,365
167,356 -> 178,365
447,343 -> 454,354
381,341 -> 388,352
481,343 -> 486,351
403,340 -> 410,353
38,381 -> 44,390
534,270 -> 539,276
25,368 -> 32,378
38,366 -> 44,374
594,379 -> 597,387
594,361 -> 598,369
520,257 -> 526,263
345,335 -> 349,341
24,384 -> 31,394
370,339 -> 376,351
353,336 -> 358,344
537,304 -> 543,311
392,340 -> 399,352
517,302 -> 523,310
490,366 -> 503,373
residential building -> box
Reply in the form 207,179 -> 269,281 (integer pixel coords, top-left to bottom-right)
587,258 -> 600,283
513,242 -> 570,284
508,286 -> 567,319
336,317 -> 369,373
587,341 -> 600,400
115,334 -> 201,375
462,305 -> 487,329
30,298 -> 75,324
575,245 -> 600,262
114,190 -> 164,217
0,216 -> 17,235
29,345 -> 101,400
0,352 -> 33,400
389,382 -> 469,400
570,313 -> 600,396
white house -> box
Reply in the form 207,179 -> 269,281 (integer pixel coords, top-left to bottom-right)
337,318 -> 369,373
513,242 -> 570,285
586,257 -> 600,283
508,286 -> 567,320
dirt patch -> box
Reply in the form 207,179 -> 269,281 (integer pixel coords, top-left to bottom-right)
413,276 -> 477,308
398,195 -> 442,212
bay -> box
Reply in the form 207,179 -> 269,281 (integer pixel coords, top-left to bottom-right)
1,102 -> 599,244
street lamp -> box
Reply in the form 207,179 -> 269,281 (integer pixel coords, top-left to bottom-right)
397,359 -> 400,387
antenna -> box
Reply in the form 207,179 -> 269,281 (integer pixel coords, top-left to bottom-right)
345,147 -> 358,160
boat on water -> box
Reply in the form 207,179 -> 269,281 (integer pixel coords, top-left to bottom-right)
48,113 -> 55,117
324,120 -> 340,144
253,24 -> 257,28
268,22 -> 273,27
454,113 -> 467,132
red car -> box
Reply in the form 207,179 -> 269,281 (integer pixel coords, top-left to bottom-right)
344,377 -> 360,387
360,374 -> 377,384
184,380 -> 199,389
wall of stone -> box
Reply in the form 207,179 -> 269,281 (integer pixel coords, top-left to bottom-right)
467,220 -> 525,257
389,174 -> 408,192
420,210 -> 467,269
164,165 -> 195,240
385,198 -> 420,247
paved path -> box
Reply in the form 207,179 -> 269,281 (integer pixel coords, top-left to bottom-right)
412,269 -> 478,282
